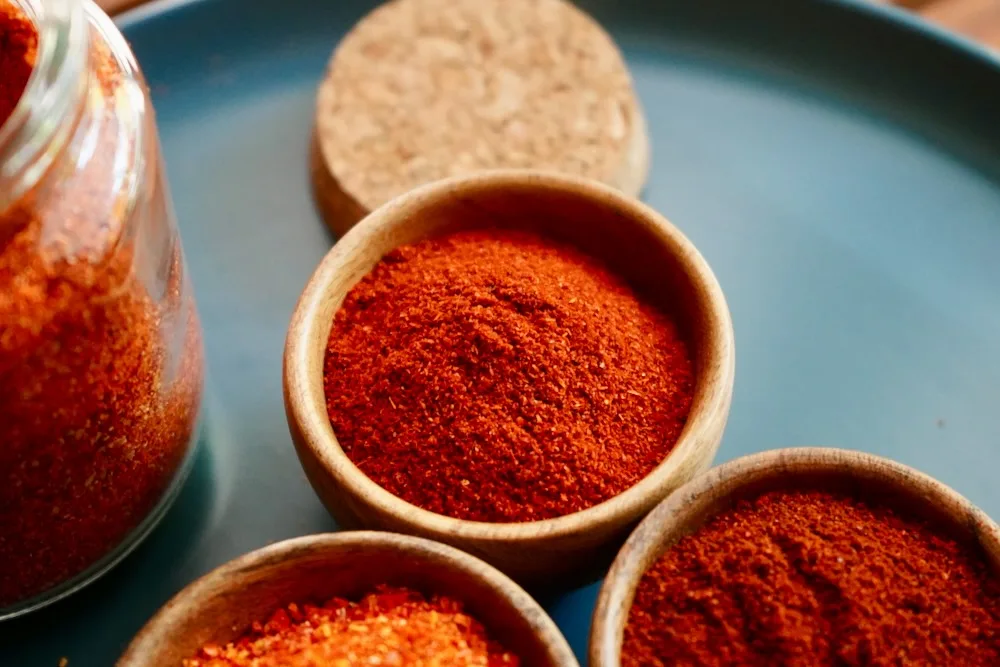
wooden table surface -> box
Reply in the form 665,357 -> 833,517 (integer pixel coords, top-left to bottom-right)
97,0 -> 1000,50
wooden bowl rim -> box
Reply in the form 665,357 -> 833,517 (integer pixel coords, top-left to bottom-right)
284,169 -> 736,543
588,446 -> 1000,667
119,531 -> 577,666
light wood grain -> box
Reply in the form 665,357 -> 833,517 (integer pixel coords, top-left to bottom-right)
283,170 -> 736,590
589,447 -> 1000,667
119,531 -> 578,667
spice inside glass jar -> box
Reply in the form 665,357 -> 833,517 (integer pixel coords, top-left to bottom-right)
0,0 -> 204,616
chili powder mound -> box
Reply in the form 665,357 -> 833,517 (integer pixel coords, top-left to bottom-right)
623,489 -> 1000,667
0,2 -> 202,606
324,229 -> 694,522
184,585 -> 520,667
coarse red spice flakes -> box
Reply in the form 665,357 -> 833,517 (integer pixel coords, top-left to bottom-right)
324,229 -> 694,522
623,489 -> 1000,666
184,585 -> 520,667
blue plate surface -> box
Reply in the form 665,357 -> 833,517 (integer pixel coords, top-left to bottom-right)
5,0 -> 1000,663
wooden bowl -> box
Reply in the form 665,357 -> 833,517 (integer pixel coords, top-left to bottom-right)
589,447 -> 1000,666
118,531 -> 577,666
283,169 -> 735,588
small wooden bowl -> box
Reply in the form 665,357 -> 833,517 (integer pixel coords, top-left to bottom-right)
589,447 -> 1000,666
284,170 -> 735,588
118,532 -> 577,666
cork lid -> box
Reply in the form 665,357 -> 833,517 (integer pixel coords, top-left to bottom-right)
312,0 -> 649,235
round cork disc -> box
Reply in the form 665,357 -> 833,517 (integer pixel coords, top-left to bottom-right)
311,0 -> 650,235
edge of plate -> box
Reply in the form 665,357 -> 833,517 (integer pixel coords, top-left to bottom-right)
115,0 -> 1000,76
826,0 -> 1000,64
115,0 -> 204,27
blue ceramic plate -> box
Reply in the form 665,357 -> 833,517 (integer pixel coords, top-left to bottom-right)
4,0 -> 1000,663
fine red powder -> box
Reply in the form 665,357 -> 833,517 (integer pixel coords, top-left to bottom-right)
0,1 -> 36,129
623,489 -> 1000,666
324,229 -> 694,522
0,1 -> 202,606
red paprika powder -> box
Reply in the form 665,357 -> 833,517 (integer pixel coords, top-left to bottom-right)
623,489 -> 1000,666
0,0 -> 203,608
324,229 -> 694,522
184,586 -> 520,667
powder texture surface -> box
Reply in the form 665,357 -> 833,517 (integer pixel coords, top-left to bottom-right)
624,489 -> 1000,666
184,586 -> 518,667
325,230 -> 694,522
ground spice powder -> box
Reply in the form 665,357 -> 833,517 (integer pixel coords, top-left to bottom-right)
0,2 -> 202,606
623,489 -> 1000,666
324,229 -> 694,522
184,586 -> 519,667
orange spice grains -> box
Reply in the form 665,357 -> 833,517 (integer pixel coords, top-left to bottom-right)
0,0 -> 203,607
324,229 -> 694,522
184,586 -> 520,667
623,489 -> 1000,666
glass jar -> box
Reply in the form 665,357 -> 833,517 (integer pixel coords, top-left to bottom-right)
0,0 -> 204,617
